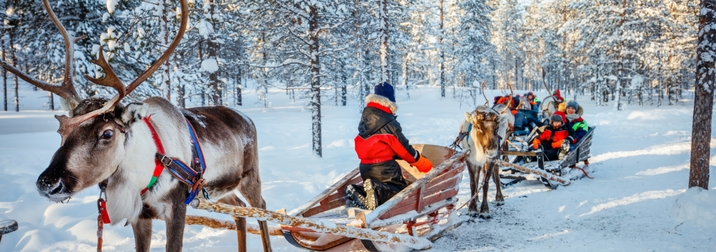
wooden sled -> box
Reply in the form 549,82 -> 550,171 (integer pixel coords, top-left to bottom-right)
499,127 -> 596,189
187,144 -> 468,251
280,144 -> 468,251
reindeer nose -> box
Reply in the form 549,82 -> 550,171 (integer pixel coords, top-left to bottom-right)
36,176 -> 64,198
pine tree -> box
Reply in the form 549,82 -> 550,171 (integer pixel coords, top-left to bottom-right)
689,0 -> 714,189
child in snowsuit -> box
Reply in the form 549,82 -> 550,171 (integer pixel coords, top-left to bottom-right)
532,114 -> 577,161
347,82 -> 433,210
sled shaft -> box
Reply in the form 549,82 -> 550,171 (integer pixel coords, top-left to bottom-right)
190,198 -> 432,250
496,160 -> 570,185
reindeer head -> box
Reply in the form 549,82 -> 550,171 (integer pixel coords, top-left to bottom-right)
2,0 -> 189,202
37,101 -> 150,202
464,106 -> 501,159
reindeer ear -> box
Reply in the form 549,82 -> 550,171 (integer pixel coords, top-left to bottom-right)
121,103 -> 148,127
464,112 -> 473,122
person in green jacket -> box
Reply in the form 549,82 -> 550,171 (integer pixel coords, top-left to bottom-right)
565,100 -> 588,150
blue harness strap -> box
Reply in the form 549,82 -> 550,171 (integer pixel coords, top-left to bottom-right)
156,119 -> 209,204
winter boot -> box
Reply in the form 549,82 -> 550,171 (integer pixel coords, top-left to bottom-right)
363,179 -> 378,210
345,184 -> 368,209
558,142 -> 570,160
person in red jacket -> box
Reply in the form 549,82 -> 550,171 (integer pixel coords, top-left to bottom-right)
532,114 -> 577,161
347,82 -> 433,210
552,89 -> 564,103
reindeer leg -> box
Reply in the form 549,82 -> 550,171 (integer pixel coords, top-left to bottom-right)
237,170 -> 273,252
131,218 -> 152,252
166,191 -> 188,252
490,161 -> 505,205
479,164 -> 492,219
466,162 -> 480,217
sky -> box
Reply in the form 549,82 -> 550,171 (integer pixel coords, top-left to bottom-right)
0,83 -> 715,251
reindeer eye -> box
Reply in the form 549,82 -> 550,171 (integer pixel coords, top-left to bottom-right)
100,129 -> 114,140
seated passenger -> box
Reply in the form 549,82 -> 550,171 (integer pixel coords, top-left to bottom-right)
347,82 -> 433,210
552,89 -> 564,104
565,100 -> 588,150
532,114 -> 577,161
559,98 -> 584,116
526,92 -> 540,111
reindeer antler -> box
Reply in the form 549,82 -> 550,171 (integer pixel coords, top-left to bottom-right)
500,82 -> 515,114
541,67 -> 554,99
86,0 -> 189,108
1,0 -> 190,141
55,0 -> 189,140
0,0 -> 82,111
481,81 -> 489,106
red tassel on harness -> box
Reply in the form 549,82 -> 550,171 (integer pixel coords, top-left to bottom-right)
98,198 -> 111,224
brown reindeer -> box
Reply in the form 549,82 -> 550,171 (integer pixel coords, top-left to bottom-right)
5,1 -> 271,252
453,84 -> 514,218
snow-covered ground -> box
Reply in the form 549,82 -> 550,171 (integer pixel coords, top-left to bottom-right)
0,83 -> 714,251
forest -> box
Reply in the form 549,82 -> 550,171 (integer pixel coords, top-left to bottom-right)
0,0 -> 702,157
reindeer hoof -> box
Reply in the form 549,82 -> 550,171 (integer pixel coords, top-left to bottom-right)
495,201 -> 505,206
478,213 -> 492,219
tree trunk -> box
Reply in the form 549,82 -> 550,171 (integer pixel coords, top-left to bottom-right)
2,33 -> 6,111
237,69 -> 242,106
161,0 -> 171,101
689,0 -> 715,189
379,0 -> 390,83
10,31 -> 17,112
340,61 -> 346,106
206,1 -> 221,105
402,56 -> 409,99
49,92 -> 54,110
439,0 -> 445,97
309,5 -> 322,157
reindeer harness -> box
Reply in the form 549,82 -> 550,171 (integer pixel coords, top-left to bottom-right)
142,115 -> 209,204
94,113 -> 211,251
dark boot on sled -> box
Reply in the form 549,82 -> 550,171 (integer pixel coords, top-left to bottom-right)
364,179 -> 378,210
345,184 -> 368,209
558,142 -> 570,160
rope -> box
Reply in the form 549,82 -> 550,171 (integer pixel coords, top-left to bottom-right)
455,184 -> 482,212
506,139 -> 521,151
571,166 -> 593,179
96,215 -> 103,252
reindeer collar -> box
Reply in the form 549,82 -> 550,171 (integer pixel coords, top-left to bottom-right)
141,116 -> 208,204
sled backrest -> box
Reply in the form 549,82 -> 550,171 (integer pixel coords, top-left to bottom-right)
398,144 -> 455,182
557,126 -> 596,168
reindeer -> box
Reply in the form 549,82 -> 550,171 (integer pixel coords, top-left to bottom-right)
452,83 -> 514,218
4,1 -> 271,252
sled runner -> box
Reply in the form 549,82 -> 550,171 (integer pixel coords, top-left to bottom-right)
499,126 -> 596,189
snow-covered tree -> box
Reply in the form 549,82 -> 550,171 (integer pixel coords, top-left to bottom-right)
689,0 -> 714,189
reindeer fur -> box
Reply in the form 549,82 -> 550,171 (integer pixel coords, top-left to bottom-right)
458,105 -> 513,218
36,97 -> 271,252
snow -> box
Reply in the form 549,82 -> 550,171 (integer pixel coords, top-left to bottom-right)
105,0 -> 118,14
201,58 -> 219,73
197,20 -> 214,38
0,84 -> 715,251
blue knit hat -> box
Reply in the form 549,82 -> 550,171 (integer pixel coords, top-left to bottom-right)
566,100 -> 579,110
374,82 -> 395,102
